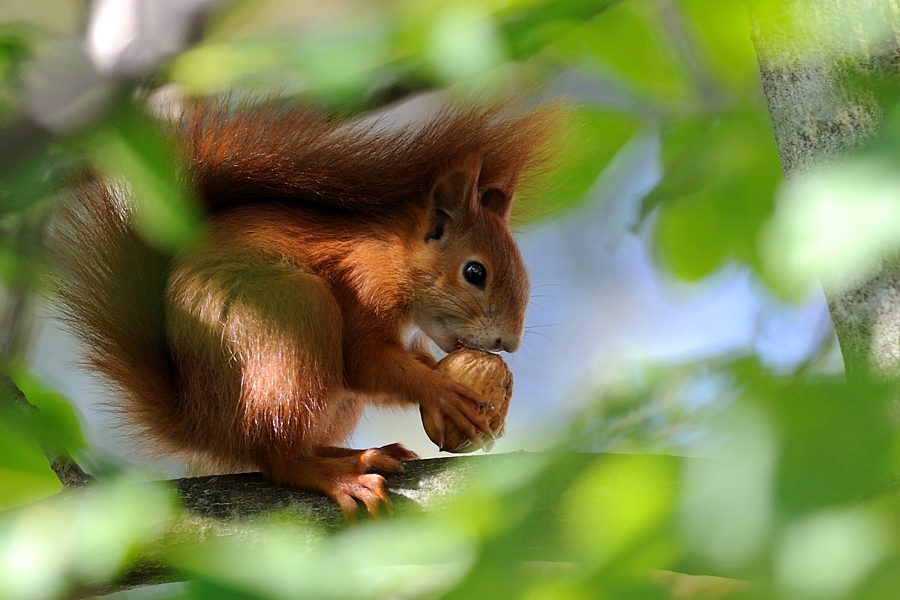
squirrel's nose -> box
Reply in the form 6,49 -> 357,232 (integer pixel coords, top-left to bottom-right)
498,336 -> 520,353
472,331 -> 520,353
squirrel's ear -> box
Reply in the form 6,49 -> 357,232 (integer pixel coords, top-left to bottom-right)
430,154 -> 482,219
480,172 -> 520,221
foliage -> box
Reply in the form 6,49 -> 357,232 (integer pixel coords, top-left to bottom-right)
1,0 -> 900,599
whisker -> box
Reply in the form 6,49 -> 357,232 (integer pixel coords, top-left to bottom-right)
439,289 -> 477,320
525,330 -> 555,341
518,339 -> 534,360
523,329 -> 559,350
528,315 -> 577,327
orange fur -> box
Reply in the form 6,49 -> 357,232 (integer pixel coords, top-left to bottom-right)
51,99 -> 559,517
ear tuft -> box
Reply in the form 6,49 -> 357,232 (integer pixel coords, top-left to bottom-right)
481,188 -> 512,220
478,169 -> 520,220
430,154 -> 482,217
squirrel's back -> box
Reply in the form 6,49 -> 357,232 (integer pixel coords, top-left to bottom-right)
184,100 -> 557,215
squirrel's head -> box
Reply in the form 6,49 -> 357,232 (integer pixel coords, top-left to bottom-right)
410,155 -> 530,354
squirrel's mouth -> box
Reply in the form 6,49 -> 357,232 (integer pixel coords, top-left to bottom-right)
417,326 -> 458,354
432,336 -> 459,354
419,319 -> 508,354
431,334 -> 485,355
455,341 -> 501,355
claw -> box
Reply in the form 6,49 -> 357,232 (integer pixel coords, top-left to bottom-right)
268,444 -> 417,521
420,379 -> 495,452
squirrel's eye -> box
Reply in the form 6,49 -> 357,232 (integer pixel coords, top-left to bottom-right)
463,261 -> 487,289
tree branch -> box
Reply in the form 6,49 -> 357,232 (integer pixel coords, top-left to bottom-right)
63,453 -> 542,599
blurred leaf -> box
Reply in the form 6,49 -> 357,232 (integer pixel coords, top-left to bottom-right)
0,466 -> 61,510
171,29 -> 391,101
90,102 -> 202,251
680,403 -> 776,572
0,416 -> 50,473
649,107 -> 783,281
0,420 -> 62,510
518,578 -> 593,600
548,0 -> 689,103
774,507 -> 891,599
858,559 -> 900,600
0,22 -> 42,124
762,379 -> 896,512
0,25 -> 66,214
168,41 -> 283,95
563,454 -> 679,566
0,373 -> 66,503
762,157 -> 900,298
173,517 -> 474,600
0,121 -> 63,214
2,368 -> 85,455
498,0 -> 618,60
728,359 -> 896,513
678,0 -> 762,97
440,454 -> 587,600
0,212 -> 45,290
442,453 -> 679,600
426,3 -> 505,83
0,23 -> 34,77
185,579 -> 268,600
517,107 -> 640,221
0,478 -> 174,600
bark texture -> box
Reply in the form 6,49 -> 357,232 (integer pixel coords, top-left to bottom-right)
750,0 -> 900,379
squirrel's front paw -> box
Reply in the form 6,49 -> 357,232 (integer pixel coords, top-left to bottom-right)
419,379 -> 494,453
420,349 -> 514,453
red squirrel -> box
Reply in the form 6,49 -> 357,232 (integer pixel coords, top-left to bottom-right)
52,99 -> 557,517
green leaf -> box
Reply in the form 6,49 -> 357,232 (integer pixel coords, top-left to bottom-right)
517,107 -> 640,222
679,0 -> 765,97
91,103 -> 202,252
0,23 -> 39,124
767,380 -> 895,512
761,158 -> 900,298
0,419 -> 54,472
498,0 -> 619,60
0,372 -> 67,508
0,124 -> 64,214
649,108 -> 783,281
0,464 -> 61,509
171,30 -> 391,100
548,0 -> 689,103
1,368 -> 85,455
0,478 -> 174,597
563,454 -> 679,566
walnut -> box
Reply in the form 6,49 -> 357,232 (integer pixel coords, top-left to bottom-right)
424,348 -> 513,453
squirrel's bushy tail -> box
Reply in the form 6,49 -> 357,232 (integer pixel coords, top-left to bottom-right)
50,176 -> 182,449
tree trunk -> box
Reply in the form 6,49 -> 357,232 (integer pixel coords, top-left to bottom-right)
749,0 -> 900,379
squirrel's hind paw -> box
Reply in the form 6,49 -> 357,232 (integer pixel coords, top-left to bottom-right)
272,444 -> 418,521
331,473 -> 393,521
